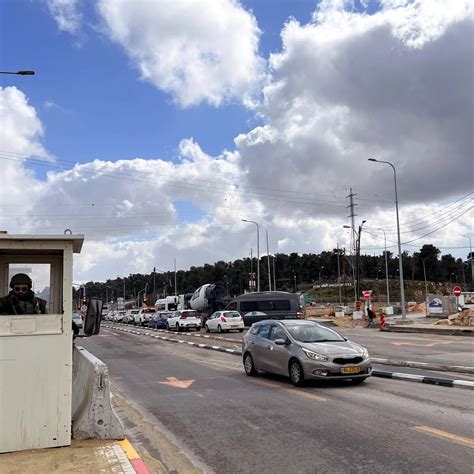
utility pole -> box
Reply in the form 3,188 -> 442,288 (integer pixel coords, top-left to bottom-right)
346,188 -> 358,301
250,248 -> 254,292
273,256 -> 276,291
266,228 -> 272,291
380,229 -> 390,305
465,235 -> 473,287
422,259 -> 428,316
355,221 -> 366,300
153,267 -> 156,297
336,243 -> 342,304
174,258 -> 177,297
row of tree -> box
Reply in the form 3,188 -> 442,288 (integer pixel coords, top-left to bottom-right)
76,244 -> 472,303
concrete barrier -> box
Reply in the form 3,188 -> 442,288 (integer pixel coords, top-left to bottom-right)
72,345 -> 124,440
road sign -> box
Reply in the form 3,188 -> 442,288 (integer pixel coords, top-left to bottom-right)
453,286 -> 462,297
362,290 -> 372,300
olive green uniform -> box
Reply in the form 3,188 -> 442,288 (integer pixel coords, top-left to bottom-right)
0,290 -> 48,315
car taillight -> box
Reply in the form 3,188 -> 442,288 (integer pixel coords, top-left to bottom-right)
296,311 -> 303,319
180,316 -> 187,319
220,316 -> 227,322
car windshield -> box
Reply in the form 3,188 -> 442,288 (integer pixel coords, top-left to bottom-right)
286,324 -> 345,343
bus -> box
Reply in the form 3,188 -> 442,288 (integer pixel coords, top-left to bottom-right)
225,291 -> 306,326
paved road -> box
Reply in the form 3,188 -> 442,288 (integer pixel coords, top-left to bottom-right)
82,328 -> 474,473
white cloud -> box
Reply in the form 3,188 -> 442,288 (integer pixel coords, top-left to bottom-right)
236,0 -> 473,210
97,0 -> 265,107
47,0 -> 82,35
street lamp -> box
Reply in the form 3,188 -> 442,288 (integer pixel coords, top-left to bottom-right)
318,266 -> 324,302
242,219 -> 260,292
0,70 -> 35,75
379,228 -> 390,306
368,158 -> 406,319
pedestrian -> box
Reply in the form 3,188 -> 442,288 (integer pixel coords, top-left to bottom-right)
0,273 -> 48,315
367,307 -> 376,328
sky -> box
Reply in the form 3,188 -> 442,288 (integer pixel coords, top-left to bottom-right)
0,0 -> 473,284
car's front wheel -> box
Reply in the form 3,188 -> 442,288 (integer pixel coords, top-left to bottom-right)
244,353 -> 257,376
176,323 -> 181,332
166,322 -> 170,330
205,324 -> 210,333
289,359 -> 305,387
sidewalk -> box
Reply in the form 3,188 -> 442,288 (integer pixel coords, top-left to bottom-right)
0,439 -> 150,474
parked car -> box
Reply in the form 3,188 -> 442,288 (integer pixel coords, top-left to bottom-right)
166,310 -> 201,331
72,312 -> 83,330
123,309 -> 139,324
205,311 -> 244,333
134,307 -> 157,326
149,311 -> 173,329
114,311 -> 126,322
242,320 -> 371,386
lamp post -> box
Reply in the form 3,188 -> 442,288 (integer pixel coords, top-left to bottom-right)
379,228 -> 390,306
266,228 -> 272,291
422,258 -> 429,316
318,266 -> 324,302
242,219 -> 260,292
369,158 -> 406,320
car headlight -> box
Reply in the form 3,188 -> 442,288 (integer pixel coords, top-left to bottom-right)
361,347 -> 369,359
302,348 -> 329,362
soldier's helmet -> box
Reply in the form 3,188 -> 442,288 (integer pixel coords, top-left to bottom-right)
10,273 -> 32,289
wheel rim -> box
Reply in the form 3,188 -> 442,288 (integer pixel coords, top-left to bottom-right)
218,325 -> 222,333
176,324 -> 179,330
244,355 -> 253,374
290,362 -> 301,383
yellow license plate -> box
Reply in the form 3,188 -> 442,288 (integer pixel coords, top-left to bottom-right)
341,367 -> 361,374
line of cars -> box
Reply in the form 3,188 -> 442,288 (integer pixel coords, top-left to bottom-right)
103,308 -> 245,333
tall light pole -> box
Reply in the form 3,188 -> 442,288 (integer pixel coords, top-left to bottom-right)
242,219 -> 260,292
422,258 -> 429,316
266,228 -> 272,291
336,244 -> 342,304
379,228 -> 390,305
464,234 -> 473,287
369,158 -> 406,319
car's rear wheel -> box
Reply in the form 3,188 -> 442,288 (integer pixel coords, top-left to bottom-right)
166,322 -> 170,330
350,377 -> 367,385
289,359 -> 305,386
218,325 -> 223,333
244,353 -> 257,376
176,323 -> 181,332
205,324 -> 210,333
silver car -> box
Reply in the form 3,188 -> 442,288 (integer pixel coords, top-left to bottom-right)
242,320 -> 371,386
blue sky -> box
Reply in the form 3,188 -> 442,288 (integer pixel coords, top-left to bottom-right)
1,0 -> 320,169
1,0 -> 472,281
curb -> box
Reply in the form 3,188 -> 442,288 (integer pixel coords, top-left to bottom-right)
370,358 -> 474,375
119,439 -> 151,474
106,325 -> 474,390
371,370 -> 474,390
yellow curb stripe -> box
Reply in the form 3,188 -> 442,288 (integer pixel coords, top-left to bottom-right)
119,438 -> 140,460
413,426 -> 474,448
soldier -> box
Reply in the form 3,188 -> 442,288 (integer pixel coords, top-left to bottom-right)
0,273 -> 48,315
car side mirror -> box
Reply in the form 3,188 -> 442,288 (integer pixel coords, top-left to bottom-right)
83,297 -> 104,336
274,338 -> 288,346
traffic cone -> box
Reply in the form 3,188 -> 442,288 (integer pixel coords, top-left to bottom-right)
379,312 -> 385,330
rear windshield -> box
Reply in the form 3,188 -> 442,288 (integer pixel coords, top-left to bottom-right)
286,324 -> 345,343
224,312 -> 241,318
182,311 -> 198,317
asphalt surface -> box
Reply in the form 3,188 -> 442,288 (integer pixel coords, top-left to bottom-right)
81,328 -> 474,473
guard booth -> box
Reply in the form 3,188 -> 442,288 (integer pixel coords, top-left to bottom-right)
0,233 -> 84,453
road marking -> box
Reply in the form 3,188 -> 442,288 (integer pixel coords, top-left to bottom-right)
392,341 -> 454,347
413,426 -> 474,448
251,378 -> 327,401
158,376 -> 194,389
119,439 -> 140,460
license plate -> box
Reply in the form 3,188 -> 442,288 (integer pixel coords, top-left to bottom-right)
341,367 -> 361,374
